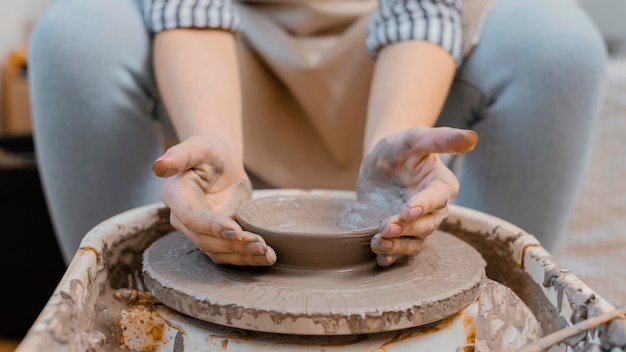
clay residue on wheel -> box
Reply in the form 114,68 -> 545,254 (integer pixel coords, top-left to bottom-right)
142,230 -> 486,335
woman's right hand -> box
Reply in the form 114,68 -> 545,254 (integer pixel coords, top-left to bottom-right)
152,136 -> 277,266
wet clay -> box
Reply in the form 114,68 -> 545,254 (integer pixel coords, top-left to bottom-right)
235,195 -> 390,268
142,230 -> 486,335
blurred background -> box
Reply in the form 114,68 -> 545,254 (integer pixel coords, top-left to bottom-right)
0,0 -> 625,351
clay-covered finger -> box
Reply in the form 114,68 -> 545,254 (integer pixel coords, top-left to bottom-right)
364,127 -> 477,174
207,248 -> 277,266
179,226 -> 277,266
371,234 -> 426,255
376,253 -> 405,267
152,136 -> 230,178
152,151 -> 178,177
152,142 -> 195,178
403,177 -> 458,218
169,206 -> 238,240
179,217 -> 271,255
378,216 -> 404,238
171,210 -> 251,248
378,206 -> 447,239
385,208 -> 449,241
403,127 -> 478,155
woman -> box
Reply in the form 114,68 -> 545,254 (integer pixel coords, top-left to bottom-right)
28,0 -> 606,266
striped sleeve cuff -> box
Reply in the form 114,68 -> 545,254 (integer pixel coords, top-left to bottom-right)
366,0 -> 463,66
142,0 -> 244,33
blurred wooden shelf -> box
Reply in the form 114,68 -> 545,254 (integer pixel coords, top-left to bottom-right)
1,47 -> 32,135
0,337 -> 20,352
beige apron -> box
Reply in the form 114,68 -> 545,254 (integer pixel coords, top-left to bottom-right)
236,0 -> 493,190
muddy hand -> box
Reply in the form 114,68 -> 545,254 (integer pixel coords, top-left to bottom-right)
357,126 -> 478,267
152,136 -> 277,266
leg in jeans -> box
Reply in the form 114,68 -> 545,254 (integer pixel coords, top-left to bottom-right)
438,0 -> 607,251
29,0 -> 168,264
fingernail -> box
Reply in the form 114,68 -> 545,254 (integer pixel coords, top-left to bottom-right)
265,250 -> 277,264
371,236 -> 393,251
254,249 -> 277,266
221,229 -> 242,240
401,206 -> 422,222
244,241 -> 267,255
381,223 -> 402,237
155,152 -> 171,162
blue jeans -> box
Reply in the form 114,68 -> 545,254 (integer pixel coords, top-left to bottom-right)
29,0 -> 606,264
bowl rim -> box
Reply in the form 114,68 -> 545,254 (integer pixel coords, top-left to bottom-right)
235,194 -> 389,238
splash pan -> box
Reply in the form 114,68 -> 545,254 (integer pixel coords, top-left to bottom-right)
15,189 -> 626,351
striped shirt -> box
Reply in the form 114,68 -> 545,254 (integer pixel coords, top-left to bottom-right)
141,0 -> 463,65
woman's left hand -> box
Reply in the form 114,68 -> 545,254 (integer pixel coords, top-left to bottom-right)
356,126 -> 478,266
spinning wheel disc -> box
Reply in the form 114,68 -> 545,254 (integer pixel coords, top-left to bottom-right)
142,230 -> 486,335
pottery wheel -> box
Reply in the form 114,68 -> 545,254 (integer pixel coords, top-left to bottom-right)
142,230 -> 486,335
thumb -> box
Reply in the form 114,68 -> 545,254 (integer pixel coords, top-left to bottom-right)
378,127 -> 478,159
440,127 -> 479,154
413,127 -> 478,155
152,151 -> 180,178
152,138 -> 197,178
376,253 -> 405,267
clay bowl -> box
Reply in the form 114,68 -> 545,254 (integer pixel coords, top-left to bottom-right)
235,195 -> 391,269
